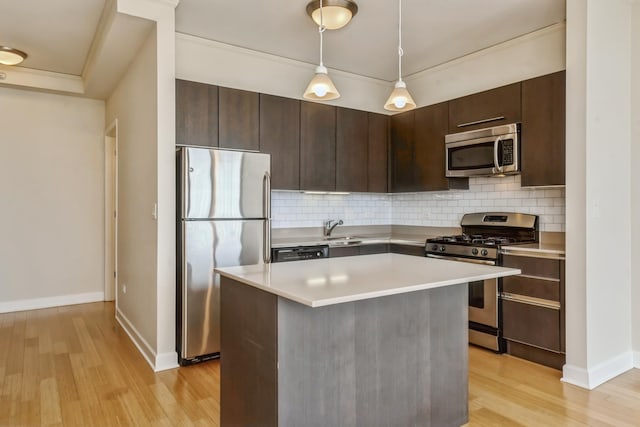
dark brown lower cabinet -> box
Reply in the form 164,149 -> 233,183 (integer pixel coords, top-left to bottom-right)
501,253 -> 565,369
329,243 -> 390,258
390,243 -> 425,257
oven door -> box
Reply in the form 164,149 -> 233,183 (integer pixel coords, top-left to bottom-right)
468,277 -> 498,328
427,253 -> 501,351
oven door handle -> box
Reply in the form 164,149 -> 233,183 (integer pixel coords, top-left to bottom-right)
426,253 -> 496,266
493,136 -> 503,173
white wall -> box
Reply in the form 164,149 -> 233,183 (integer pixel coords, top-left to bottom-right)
105,0 -> 178,372
406,23 -> 566,107
272,175 -> 565,231
0,87 -> 105,312
176,23 -> 565,114
631,1 -> 640,367
107,27 -> 159,357
564,0 -> 634,389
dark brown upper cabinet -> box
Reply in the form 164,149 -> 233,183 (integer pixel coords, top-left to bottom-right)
390,111 -> 416,192
367,113 -> 389,193
218,87 -> 259,151
300,101 -> 336,191
390,103 -> 467,193
414,102 -> 451,191
448,82 -> 521,133
336,107 -> 368,192
259,94 -> 300,190
176,79 -> 218,147
521,71 -> 566,187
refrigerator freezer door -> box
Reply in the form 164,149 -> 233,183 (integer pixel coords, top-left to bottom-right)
181,219 -> 266,360
182,147 -> 271,220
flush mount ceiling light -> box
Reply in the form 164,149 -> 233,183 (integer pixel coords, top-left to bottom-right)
384,0 -> 416,112
0,46 -> 28,66
306,0 -> 358,30
303,0 -> 341,101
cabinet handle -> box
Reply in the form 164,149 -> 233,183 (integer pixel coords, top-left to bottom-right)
501,292 -> 560,310
457,116 -> 505,128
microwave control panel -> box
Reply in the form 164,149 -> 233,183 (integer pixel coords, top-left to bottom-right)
502,140 -> 514,165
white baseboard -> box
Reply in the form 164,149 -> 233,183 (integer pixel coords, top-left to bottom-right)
116,308 -> 178,372
562,351 -> 634,389
0,291 -> 104,314
155,351 -> 179,372
634,351 -> 640,369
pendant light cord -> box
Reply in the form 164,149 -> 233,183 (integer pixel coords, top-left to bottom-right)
318,0 -> 326,67
397,0 -> 404,83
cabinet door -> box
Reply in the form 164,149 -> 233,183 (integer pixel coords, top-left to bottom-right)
336,108 -> 368,192
448,82 -> 521,132
219,87 -> 259,151
367,113 -> 389,193
389,244 -> 424,257
521,71 -> 566,186
300,102 -> 336,191
414,102 -> 450,191
259,94 -> 300,190
176,79 -> 218,147
389,111 -> 415,192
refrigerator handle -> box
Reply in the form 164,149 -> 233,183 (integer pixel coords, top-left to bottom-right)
263,171 -> 271,219
263,172 -> 272,264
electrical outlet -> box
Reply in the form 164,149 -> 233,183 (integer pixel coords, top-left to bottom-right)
122,283 -> 127,294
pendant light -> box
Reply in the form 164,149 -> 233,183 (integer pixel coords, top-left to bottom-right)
303,0 -> 340,101
384,0 -> 415,112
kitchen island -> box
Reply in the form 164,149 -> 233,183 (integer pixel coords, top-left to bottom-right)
216,254 -> 520,427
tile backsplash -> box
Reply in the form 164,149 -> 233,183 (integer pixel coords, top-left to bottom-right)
272,175 -> 565,232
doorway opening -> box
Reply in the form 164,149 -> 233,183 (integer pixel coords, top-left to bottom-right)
105,120 -> 118,304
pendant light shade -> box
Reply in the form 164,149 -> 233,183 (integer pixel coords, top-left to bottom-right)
384,0 -> 415,112
0,46 -> 27,66
303,0 -> 341,101
384,81 -> 416,112
303,65 -> 340,100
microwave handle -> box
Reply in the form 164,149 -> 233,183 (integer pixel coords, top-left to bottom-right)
493,136 -> 503,173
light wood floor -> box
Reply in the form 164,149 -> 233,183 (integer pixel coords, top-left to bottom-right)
1,302 -> 639,426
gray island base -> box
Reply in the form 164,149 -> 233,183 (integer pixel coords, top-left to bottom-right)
217,254 -> 520,427
220,277 -> 468,427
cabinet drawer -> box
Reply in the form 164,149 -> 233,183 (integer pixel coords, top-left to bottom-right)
389,244 -> 424,257
502,299 -> 561,352
502,255 -> 560,280
329,246 -> 360,258
359,243 -> 389,255
502,275 -> 560,302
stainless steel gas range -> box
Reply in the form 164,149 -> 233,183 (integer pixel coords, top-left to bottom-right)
425,212 -> 538,352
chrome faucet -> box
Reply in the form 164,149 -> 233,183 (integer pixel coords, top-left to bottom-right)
324,219 -> 344,237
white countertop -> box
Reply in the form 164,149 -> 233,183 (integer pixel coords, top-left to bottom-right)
216,254 -> 521,307
501,242 -> 565,258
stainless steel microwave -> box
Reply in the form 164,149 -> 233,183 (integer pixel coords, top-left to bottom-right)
445,123 -> 520,177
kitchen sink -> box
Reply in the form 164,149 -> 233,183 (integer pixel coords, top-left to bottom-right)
323,236 -> 360,241
324,236 -> 363,246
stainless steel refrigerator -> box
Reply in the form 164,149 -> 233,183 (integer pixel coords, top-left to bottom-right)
177,147 -> 271,364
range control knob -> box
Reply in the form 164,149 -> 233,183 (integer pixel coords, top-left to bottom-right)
432,244 -> 439,251
471,248 -> 479,255
481,249 -> 488,256
440,245 -> 446,252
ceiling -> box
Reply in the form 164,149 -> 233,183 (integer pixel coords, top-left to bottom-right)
0,0 -> 565,83
175,0 -> 566,82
